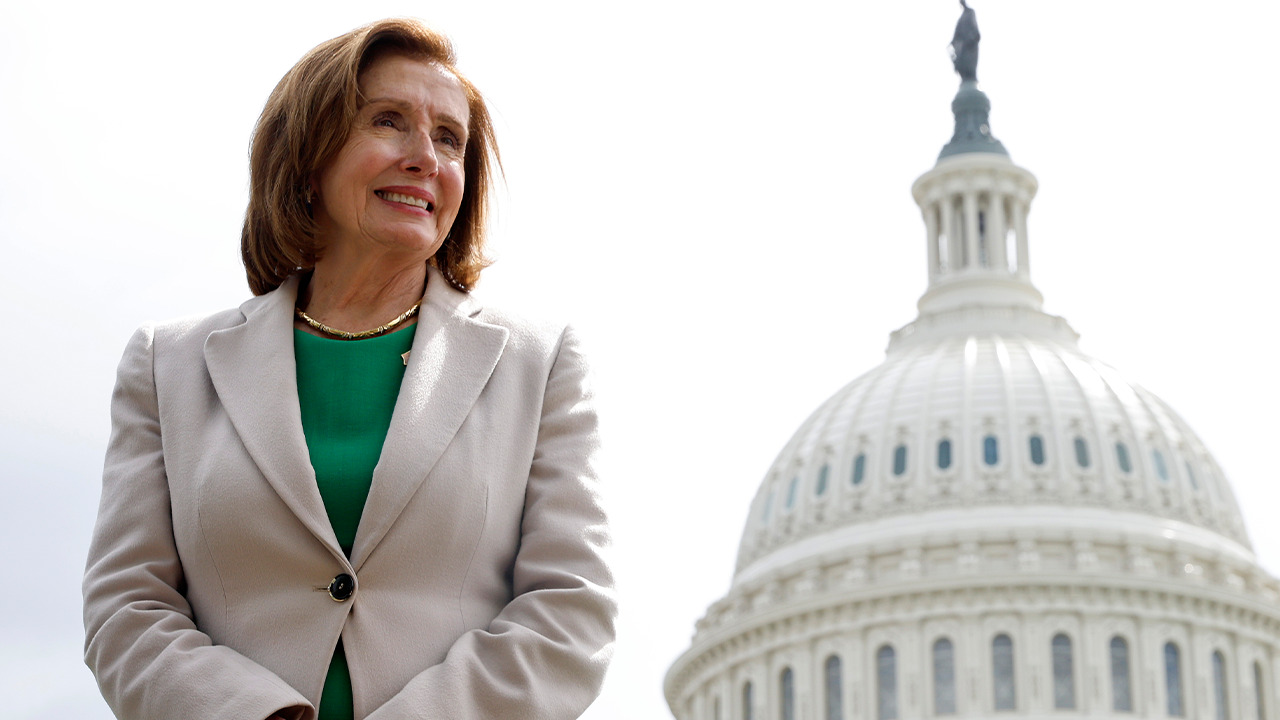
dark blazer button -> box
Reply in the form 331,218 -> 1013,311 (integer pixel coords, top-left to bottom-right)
328,573 -> 355,602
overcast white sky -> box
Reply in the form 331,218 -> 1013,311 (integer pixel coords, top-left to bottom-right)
2,1 -> 1278,718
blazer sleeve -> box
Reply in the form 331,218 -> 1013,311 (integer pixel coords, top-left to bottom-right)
365,325 -> 618,720
83,326 -> 313,720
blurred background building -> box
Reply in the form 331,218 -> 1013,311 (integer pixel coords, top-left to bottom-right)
663,18 -> 1280,720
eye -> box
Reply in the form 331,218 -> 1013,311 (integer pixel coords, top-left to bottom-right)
372,111 -> 402,129
435,131 -> 461,149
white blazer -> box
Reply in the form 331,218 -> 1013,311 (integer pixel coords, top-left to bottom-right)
83,266 -> 616,719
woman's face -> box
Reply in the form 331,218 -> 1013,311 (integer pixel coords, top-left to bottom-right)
313,54 -> 469,265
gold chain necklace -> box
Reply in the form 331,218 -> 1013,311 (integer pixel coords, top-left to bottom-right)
295,302 -> 421,340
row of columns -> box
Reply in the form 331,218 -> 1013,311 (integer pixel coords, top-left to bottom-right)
923,190 -> 1029,281
675,611 -> 1278,720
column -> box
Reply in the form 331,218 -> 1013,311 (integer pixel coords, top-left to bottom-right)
1014,200 -> 1030,279
925,204 -> 941,280
718,673 -> 731,720
989,192 -> 1008,273
964,191 -> 981,270
942,198 -> 958,277
797,646 -> 814,720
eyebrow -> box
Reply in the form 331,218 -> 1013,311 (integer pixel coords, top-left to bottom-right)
363,97 -> 468,134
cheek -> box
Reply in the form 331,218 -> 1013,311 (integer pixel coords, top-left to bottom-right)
320,138 -> 388,204
443,162 -> 467,213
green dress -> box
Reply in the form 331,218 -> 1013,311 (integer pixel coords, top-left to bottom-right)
294,325 -> 417,720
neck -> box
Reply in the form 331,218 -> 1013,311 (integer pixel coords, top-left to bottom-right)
299,251 -> 428,335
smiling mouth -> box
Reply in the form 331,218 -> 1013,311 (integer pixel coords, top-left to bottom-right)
376,190 -> 434,212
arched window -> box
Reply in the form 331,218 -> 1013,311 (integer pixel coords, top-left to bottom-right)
761,493 -> 774,523
781,667 -> 795,720
1029,434 -> 1046,466
938,439 -> 953,470
816,464 -> 830,497
1186,461 -> 1200,490
1165,642 -> 1185,717
993,634 -> 1016,711
825,655 -> 843,720
742,681 -> 754,720
1074,437 -> 1091,468
893,445 -> 908,476
852,453 -> 867,485
877,645 -> 898,720
1154,450 -> 1171,482
1255,661 -> 1267,720
1110,636 -> 1133,712
714,697 -> 722,720
933,638 -> 957,715
1052,634 -> 1076,709
1116,442 -> 1132,473
785,477 -> 799,510
1213,651 -> 1229,720
983,435 -> 999,465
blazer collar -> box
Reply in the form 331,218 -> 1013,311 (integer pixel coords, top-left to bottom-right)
351,266 -> 508,569
204,266 -> 509,568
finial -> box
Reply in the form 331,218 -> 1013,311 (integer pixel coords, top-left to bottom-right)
939,0 -> 1007,159
950,0 -> 980,82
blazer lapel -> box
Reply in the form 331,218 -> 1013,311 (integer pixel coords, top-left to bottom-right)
204,276 -> 343,558
350,267 -> 509,570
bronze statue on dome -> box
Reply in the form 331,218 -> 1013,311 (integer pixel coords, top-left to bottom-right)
950,0 -> 980,82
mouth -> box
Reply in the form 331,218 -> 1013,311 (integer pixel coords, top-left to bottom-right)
375,190 -> 434,212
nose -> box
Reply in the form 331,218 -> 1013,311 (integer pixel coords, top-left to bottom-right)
402,129 -> 438,177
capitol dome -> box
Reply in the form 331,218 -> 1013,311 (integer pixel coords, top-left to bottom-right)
665,20 -> 1280,720
735,247 -> 1252,585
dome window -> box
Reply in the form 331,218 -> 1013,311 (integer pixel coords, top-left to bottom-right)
1185,461 -> 1199,490
1252,662 -> 1265,720
1165,642 -> 1184,717
762,492 -> 774,523
785,477 -> 799,510
1073,437 -> 1091,469
983,435 -> 999,466
893,445 -> 908,476
815,464 -> 830,497
993,634 -> 1016,711
853,453 -> 867,485
1116,443 -> 1132,473
937,439 -> 953,470
1052,634 -> 1076,710
877,645 -> 898,720
1110,636 -> 1132,712
825,655 -> 843,720
1212,651 -> 1229,720
1154,451 -> 1170,482
1029,435 -> 1046,466
933,638 -> 957,715
743,681 -> 755,720
781,667 -> 796,720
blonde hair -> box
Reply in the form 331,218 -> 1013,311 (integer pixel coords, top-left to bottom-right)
241,18 -> 499,295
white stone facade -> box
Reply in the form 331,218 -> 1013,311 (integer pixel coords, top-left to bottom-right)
667,524 -> 1280,720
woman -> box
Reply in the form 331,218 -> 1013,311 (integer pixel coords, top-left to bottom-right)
83,19 -> 616,720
